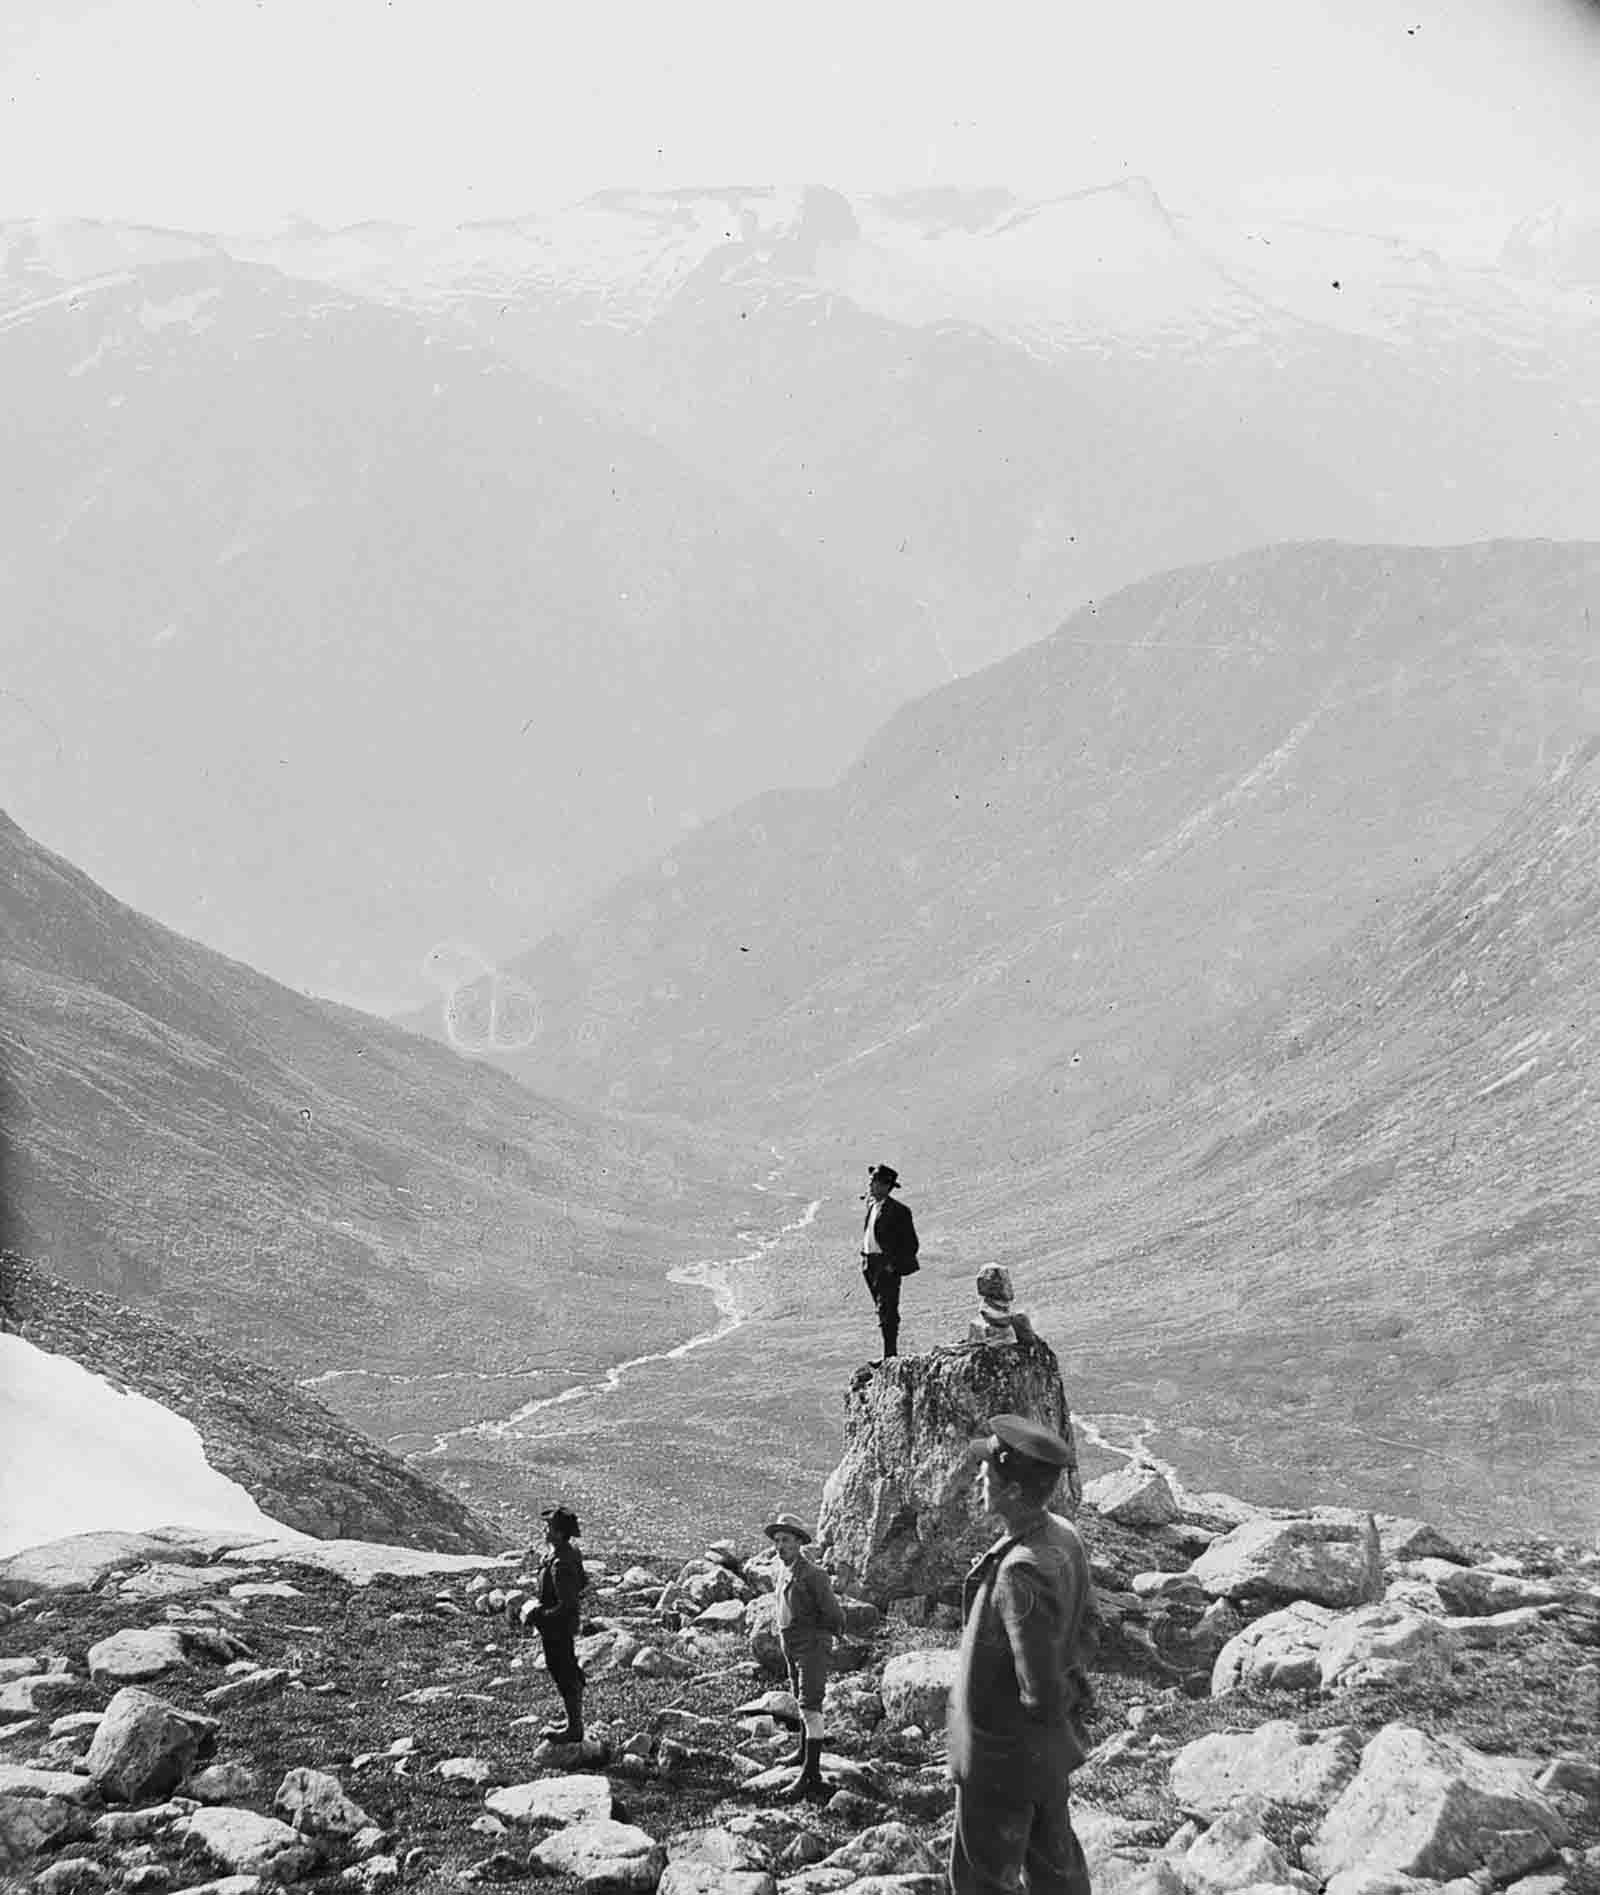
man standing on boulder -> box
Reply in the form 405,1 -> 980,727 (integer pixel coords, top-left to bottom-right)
524,1505 -> 588,1745
765,1511 -> 845,1801
947,1415 -> 1099,1895
860,1163 -> 918,1359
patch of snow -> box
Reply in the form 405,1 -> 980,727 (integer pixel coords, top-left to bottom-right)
0,1333 -> 294,1559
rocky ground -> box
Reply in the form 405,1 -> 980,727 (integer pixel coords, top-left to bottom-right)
1,1483 -> 1597,1895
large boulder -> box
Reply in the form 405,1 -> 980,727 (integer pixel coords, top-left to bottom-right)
1308,1725 -> 1571,1884
1317,1603 -> 1461,1693
815,1336 -> 1074,1602
1083,1466 -> 1179,1528
85,1688 -> 214,1804
1169,1721 -> 1364,1821
1191,1515 -> 1382,1608
879,1651 -> 961,1732
1211,1601 -> 1336,1695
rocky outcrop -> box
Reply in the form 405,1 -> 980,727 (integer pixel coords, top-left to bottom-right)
815,1336 -> 1073,1601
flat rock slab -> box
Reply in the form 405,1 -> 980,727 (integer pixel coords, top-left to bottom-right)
485,1775 -> 613,1827
88,1627 -> 190,1685
221,1538 -> 502,1586
0,1530 -> 268,1602
0,1764 -> 99,1802
1318,1603 -> 1462,1692
0,1673 -> 81,1720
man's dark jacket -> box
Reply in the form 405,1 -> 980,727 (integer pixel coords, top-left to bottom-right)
863,1195 -> 919,1274
946,1508 -> 1098,1802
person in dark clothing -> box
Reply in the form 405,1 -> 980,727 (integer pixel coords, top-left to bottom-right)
946,1415 -> 1100,1895
860,1163 -> 918,1359
524,1504 -> 588,1743
765,1510 -> 845,1801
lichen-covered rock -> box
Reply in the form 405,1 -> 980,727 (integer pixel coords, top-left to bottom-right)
1211,1601 -> 1336,1695
1374,1517 -> 1466,1565
176,1807 -> 317,1880
527,1817 -> 665,1891
1191,1515 -> 1382,1608
1178,1809 -> 1317,1892
274,1767 -> 373,1839
746,1595 -> 786,1678
879,1651 -> 961,1732
1318,1603 -> 1461,1692
815,1337 -> 1074,1601
775,1821 -> 941,1895
1170,1720 -> 1364,1820
1308,1724 -> 1572,1884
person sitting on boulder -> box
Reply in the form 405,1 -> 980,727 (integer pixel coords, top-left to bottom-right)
765,1510 -> 845,1801
524,1505 -> 588,1745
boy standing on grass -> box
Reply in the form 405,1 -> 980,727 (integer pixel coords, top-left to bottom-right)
765,1510 -> 846,1801
524,1504 -> 588,1744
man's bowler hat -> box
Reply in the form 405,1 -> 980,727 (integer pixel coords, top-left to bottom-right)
867,1164 -> 900,1189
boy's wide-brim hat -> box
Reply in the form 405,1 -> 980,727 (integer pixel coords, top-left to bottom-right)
542,1506 -> 581,1538
763,1512 -> 814,1544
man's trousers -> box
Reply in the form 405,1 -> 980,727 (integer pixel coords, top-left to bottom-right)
948,1783 -> 1090,1895
861,1257 -> 901,1357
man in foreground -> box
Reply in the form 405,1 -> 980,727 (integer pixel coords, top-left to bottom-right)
946,1414 -> 1100,1894
859,1162 -> 919,1359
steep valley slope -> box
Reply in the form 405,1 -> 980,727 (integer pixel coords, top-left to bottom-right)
0,809 -> 770,1405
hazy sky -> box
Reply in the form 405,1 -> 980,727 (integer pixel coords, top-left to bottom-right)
2,0 -> 1597,235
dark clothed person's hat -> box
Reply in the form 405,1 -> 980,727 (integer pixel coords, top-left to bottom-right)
763,1512 -> 814,1543
542,1506 -> 581,1538
867,1164 -> 900,1189
977,1413 -> 1072,1476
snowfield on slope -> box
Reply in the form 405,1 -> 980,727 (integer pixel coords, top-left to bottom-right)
0,1331 -> 293,1557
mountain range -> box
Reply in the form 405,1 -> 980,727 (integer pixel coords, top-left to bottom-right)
2,180 -> 1596,1010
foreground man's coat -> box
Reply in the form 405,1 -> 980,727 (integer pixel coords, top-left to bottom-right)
946,1506 -> 1098,1894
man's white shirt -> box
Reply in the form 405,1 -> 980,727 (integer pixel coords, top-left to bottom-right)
862,1198 -> 883,1255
